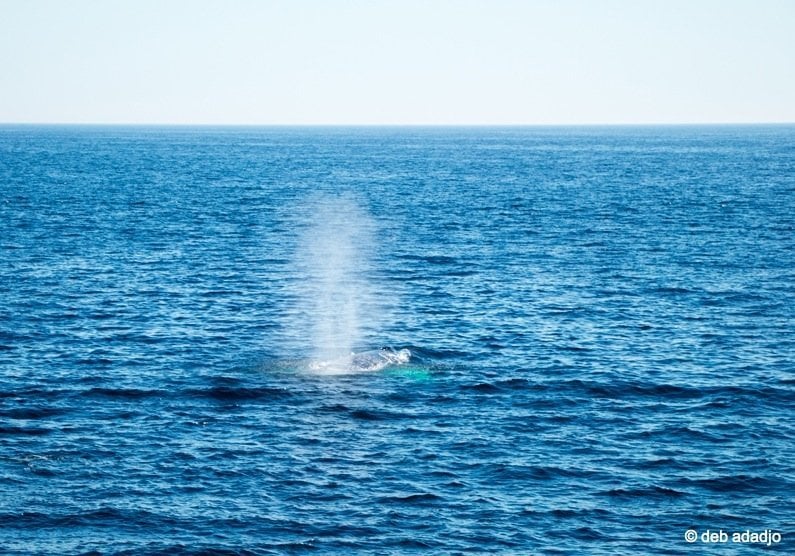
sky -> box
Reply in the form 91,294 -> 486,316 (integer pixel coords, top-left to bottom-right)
0,0 -> 793,125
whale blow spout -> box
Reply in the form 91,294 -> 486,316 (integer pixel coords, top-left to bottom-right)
286,194 -> 403,375
297,195 -> 377,364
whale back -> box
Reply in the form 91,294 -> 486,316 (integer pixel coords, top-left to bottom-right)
309,348 -> 411,374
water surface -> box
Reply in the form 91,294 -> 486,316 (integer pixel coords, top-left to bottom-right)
1,125 -> 793,554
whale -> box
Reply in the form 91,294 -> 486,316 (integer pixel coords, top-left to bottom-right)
309,347 -> 411,374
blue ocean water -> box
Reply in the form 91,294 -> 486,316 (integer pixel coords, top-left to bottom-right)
0,125 -> 793,555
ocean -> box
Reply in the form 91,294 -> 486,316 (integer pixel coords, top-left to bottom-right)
0,125 -> 793,554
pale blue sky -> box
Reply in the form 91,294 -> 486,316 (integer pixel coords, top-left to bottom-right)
1,0 -> 793,124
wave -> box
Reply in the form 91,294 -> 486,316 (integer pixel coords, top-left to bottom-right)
187,385 -> 293,402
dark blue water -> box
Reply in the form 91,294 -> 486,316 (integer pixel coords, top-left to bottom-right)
1,125 -> 793,554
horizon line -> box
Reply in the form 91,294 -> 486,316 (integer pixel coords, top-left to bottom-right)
1,121 -> 794,128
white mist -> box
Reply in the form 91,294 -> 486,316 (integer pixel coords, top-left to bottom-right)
297,195 -> 377,366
